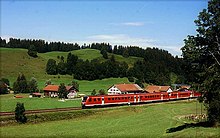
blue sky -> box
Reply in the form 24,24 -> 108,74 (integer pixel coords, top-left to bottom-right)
1,0 -> 208,56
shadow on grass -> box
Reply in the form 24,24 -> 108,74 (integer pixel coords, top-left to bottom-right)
166,121 -> 214,133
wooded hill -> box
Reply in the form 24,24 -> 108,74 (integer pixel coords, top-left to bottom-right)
0,37 -> 185,85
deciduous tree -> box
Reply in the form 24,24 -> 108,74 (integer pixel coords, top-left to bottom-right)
181,0 -> 220,125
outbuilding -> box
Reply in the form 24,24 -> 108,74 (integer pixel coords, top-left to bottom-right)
108,84 -> 144,95
145,85 -> 173,93
43,85 -> 78,98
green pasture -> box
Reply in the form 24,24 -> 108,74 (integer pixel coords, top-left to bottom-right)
1,100 -> 219,138
0,77 -> 130,112
0,47 -> 137,91
0,94 -> 81,112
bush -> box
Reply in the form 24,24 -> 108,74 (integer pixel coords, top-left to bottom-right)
15,102 -> 27,123
128,77 -> 134,82
98,89 -> 105,95
91,89 -> 96,95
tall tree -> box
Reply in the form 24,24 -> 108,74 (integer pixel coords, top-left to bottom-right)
71,80 -> 79,91
66,53 -> 78,75
58,83 -> 68,99
181,0 -> 220,125
13,73 -> 28,93
28,77 -> 38,93
46,59 -> 57,75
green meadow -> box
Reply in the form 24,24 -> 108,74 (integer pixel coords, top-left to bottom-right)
0,94 -> 81,112
1,100 -> 219,138
0,48 -> 138,91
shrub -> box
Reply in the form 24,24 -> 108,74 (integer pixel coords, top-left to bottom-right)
15,102 -> 27,123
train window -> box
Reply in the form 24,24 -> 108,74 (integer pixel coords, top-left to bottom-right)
108,98 -> 110,100
125,97 -> 127,99
112,98 -> 114,100
118,97 -> 120,100
98,98 -> 100,101
122,97 -> 124,100
94,98 -> 96,102
82,96 -> 88,102
89,98 -> 92,102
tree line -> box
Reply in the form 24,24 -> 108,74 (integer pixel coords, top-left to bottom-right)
1,36 -> 185,85
46,53 -> 129,81
0,37 -> 80,53
46,52 -> 184,85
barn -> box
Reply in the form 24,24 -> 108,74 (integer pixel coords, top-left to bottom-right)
43,85 -> 78,98
145,85 -> 173,93
108,84 -> 144,95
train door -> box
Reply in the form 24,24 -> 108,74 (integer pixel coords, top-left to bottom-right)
190,92 -> 193,98
161,94 -> 163,100
138,95 -> 140,102
102,97 -> 104,105
134,96 -> 136,103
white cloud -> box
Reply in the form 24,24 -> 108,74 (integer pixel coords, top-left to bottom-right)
110,22 -> 146,27
84,34 -> 182,56
86,34 -> 155,46
121,22 -> 145,26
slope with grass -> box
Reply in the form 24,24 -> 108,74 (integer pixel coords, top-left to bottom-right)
1,100 -> 219,138
0,47 -> 138,91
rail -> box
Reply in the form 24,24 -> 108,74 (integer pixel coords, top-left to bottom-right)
0,107 -> 82,116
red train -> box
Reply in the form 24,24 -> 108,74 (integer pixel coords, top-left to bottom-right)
81,91 -> 201,108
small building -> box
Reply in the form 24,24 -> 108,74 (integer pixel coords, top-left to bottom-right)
32,92 -> 41,98
108,84 -> 144,95
43,85 -> 78,98
145,85 -> 173,93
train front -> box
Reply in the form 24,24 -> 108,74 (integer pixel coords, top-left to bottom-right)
81,96 -> 88,108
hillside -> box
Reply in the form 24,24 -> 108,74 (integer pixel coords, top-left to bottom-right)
0,48 -> 136,92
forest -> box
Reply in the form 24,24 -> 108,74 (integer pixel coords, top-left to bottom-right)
0,37 -> 185,85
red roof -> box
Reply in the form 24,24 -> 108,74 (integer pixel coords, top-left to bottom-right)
145,85 -> 172,93
114,84 -> 143,92
43,85 -> 73,92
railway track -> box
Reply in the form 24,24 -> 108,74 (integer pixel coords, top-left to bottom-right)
0,107 -> 82,116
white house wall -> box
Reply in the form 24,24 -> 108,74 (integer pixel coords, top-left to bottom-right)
108,86 -> 122,95
167,88 -> 173,93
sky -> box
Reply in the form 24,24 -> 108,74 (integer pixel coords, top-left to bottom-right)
1,0 -> 208,56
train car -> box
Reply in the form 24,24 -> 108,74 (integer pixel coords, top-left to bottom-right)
81,91 -> 201,108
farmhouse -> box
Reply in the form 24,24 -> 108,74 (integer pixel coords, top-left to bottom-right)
145,85 -> 173,93
43,85 -> 78,98
108,84 -> 144,95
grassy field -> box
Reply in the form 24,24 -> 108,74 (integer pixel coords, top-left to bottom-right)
0,94 -> 81,112
0,47 -> 138,91
0,77 -> 130,112
0,100 -> 219,138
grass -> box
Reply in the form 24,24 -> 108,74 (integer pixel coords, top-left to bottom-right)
0,47 -> 139,91
0,94 -> 81,112
0,77 -> 130,112
1,100 -> 219,138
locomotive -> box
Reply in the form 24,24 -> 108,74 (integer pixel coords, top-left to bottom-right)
81,91 -> 201,108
